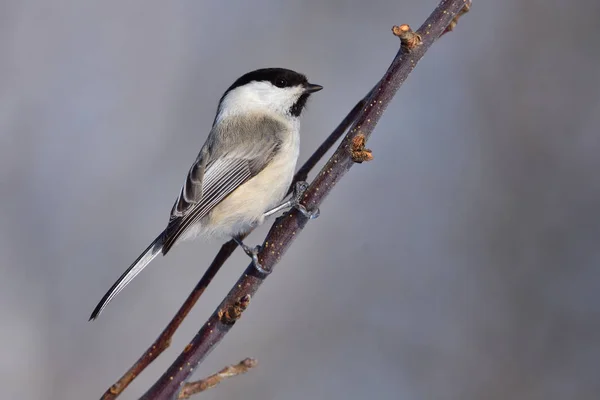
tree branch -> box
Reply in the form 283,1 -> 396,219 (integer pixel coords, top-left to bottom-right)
177,358 -> 258,399
138,1 -> 471,399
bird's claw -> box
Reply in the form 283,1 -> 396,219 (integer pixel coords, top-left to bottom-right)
292,181 -> 320,219
292,181 -> 310,202
236,240 -> 270,274
248,245 -> 270,274
296,204 -> 320,219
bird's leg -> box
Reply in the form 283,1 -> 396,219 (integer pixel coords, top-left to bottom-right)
262,200 -> 293,218
263,181 -> 320,219
233,237 -> 269,274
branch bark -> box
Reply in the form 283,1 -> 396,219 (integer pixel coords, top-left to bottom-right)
138,1 -> 471,399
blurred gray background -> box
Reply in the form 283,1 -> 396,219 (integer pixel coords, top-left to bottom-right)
1,1 -> 599,399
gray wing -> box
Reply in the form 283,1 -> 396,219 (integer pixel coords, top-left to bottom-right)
162,116 -> 285,253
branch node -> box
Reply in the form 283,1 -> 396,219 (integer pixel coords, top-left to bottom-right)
109,384 -> 122,395
219,294 -> 251,325
350,134 -> 373,163
177,358 -> 258,399
392,24 -> 422,52
442,1 -> 471,35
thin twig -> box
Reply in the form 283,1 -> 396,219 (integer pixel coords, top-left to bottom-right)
177,358 -> 258,399
100,90 -> 366,400
140,1 -> 471,399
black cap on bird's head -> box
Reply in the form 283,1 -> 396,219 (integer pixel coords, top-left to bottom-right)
219,68 -> 323,118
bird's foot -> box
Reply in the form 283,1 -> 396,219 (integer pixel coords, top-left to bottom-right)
291,181 -> 320,219
233,237 -> 269,274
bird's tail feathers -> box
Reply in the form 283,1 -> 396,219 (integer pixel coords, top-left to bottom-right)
89,233 -> 164,320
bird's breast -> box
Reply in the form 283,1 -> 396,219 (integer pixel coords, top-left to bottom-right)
205,127 -> 300,238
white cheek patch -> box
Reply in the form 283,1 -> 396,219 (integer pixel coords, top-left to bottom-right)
216,81 -> 304,123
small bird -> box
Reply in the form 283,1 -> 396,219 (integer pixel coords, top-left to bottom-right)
90,68 -> 322,320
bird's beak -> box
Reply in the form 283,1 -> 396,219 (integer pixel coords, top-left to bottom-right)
304,83 -> 323,94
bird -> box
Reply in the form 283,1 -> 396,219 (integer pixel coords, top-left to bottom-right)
89,68 -> 322,320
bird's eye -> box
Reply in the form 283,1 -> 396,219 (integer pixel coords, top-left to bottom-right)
275,78 -> 287,88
